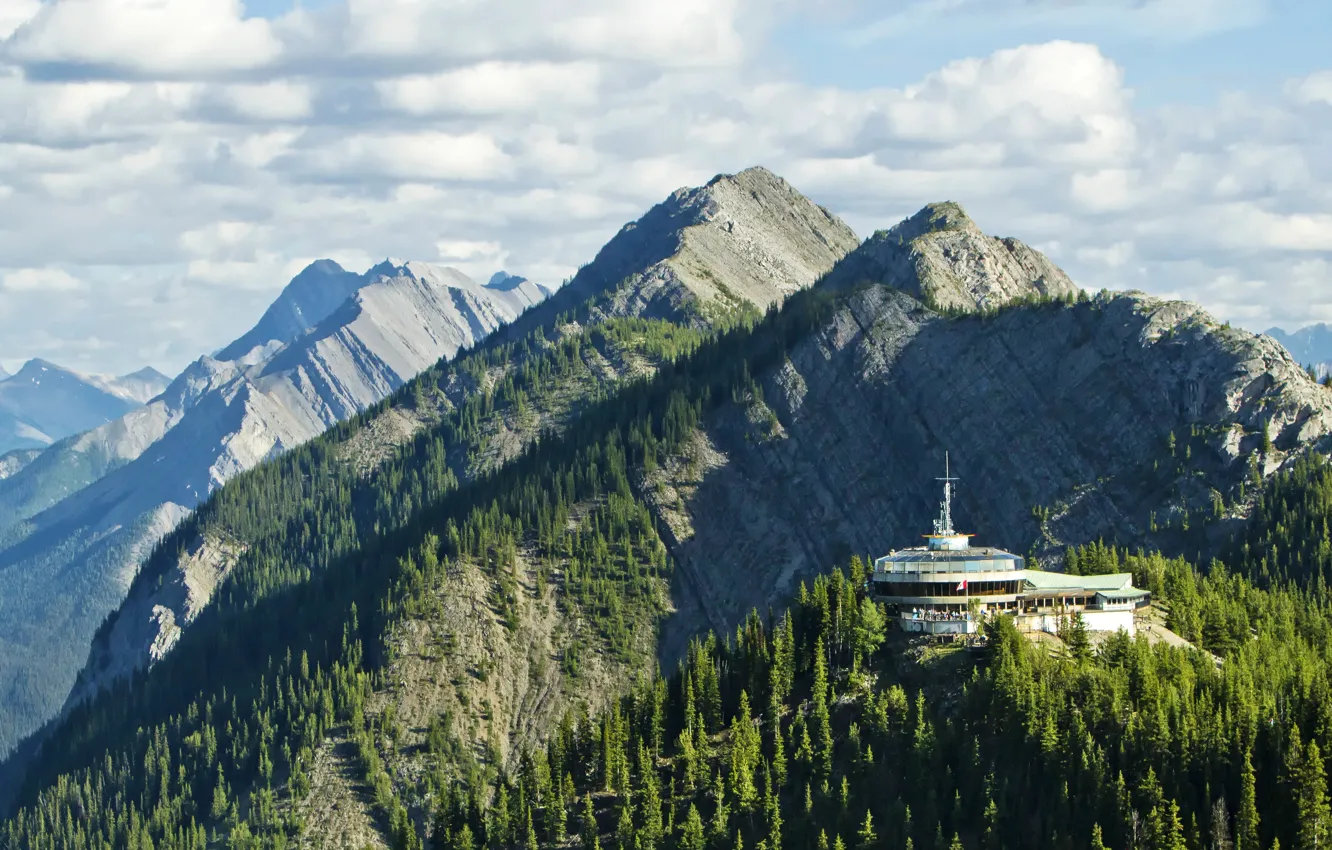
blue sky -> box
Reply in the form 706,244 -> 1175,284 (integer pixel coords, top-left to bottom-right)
0,0 -> 1329,375
764,0 -> 1330,104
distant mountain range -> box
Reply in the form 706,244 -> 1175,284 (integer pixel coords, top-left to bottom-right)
1266,323 -> 1332,377
0,361 -> 169,456
0,259 -> 549,754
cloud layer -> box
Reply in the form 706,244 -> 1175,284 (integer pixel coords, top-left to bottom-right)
0,0 -> 1328,375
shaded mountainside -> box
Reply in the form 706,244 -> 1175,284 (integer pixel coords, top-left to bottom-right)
5,176 -> 1332,849
654,286 -> 1332,660
0,359 -> 169,455
0,262 -> 550,758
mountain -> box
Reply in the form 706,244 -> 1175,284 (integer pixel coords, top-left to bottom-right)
0,360 -> 169,455
55,165 -> 859,731
0,366 -> 8,381
0,260 -> 551,757
7,169 -> 1332,847
1267,323 -> 1332,377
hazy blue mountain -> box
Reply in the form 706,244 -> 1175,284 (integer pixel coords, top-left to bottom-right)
1266,323 -> 1332,376
0,360 -> 169,455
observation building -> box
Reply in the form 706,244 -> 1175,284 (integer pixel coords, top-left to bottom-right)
869,456 -> 1149,635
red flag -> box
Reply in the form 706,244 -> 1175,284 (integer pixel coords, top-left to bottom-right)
956,578 -> 967,591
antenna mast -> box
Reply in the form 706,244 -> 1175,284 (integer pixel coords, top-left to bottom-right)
934,451 -> 959,536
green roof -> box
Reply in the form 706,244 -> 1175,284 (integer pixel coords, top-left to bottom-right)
1021,570 -> 1134,592
1096,588 -> 1151,601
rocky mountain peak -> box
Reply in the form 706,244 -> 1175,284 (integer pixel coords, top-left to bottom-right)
213,260 -> 362,363
823,201 -> 1078,313
887,200 -> 983,242
568,165 -> 860,322
486,271 -> 529,291
12,358 -> 67,379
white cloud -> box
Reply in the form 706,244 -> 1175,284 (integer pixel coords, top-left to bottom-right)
0,0 -> 1325,377
4,0 -> 283,76
220,81 -> 312,122
1,267 -> 85,292
854,0 -> 1269,46
0,0 -> 39,39
301,132 -> 513,182
1289,71 -> 1332,106
376,62 -> 602,116
436,239 -> 509,282
1076,241 -> 1135,268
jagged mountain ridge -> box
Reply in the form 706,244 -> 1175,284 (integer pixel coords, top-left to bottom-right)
0,360 -> 169,455
0,261 -> 549,757
60,166 -> 861,730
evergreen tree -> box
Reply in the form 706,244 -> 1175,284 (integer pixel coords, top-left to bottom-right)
1240,748 -> 1262,850
1297,740 -> 1332,850
680,804 -> 705,850
857,810 -> 877,850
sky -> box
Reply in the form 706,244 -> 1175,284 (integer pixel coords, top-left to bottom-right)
0,0 -> 1329,377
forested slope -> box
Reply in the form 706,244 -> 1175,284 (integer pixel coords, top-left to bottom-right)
6,169 -> 1332,849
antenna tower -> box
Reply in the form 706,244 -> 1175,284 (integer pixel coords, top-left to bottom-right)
934,451 -> 959,536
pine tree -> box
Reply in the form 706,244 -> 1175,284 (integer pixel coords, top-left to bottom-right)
1239,748 -> 1261,850
857,810 -> 877,849
680,804 -> 705,850
209,765 -> 229,821
1297,740 -> 1332,850
812,637 -> 833,778
1066,612 -> 1091,662
768,687 -> 787,788
616,801 -> 634,850
581,793 -> 600,850
1091,824 -> 1109,850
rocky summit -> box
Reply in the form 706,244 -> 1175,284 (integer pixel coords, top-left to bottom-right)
568,165 -> 860,324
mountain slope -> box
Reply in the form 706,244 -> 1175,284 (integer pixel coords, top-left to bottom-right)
0,360 -> 169,455
0,262 -> 551,757
59,166 -> 859,721
8,175 -> 1332,849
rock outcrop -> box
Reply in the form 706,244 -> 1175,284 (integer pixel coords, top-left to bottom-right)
823,201 -> 1078,310
1266,323 -> 1332,379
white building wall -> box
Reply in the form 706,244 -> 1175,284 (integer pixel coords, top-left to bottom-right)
1023,610 -> 1135,637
